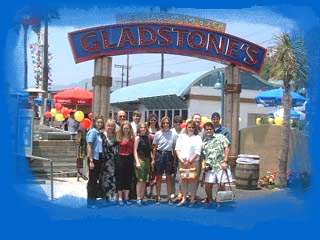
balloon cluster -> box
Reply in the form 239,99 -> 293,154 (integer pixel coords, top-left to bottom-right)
255,116 -> 286,126
44,103 -> 93,129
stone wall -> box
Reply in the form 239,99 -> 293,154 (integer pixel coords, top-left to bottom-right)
239,125 -> 310,177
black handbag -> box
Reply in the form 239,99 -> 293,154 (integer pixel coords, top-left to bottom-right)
216,169 -> 235,202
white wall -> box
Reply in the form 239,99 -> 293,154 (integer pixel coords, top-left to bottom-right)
188,86 -> 276,129
188,98 -> 221,119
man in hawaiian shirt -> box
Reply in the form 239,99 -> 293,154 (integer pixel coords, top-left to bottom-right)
200,122 -> 232,203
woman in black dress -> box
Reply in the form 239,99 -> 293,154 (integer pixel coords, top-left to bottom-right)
100,119 -> 118,201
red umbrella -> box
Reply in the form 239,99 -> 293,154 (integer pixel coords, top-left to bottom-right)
54,87 -> 93,106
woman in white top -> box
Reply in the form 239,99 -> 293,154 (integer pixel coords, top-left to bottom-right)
175,120 -> 202,206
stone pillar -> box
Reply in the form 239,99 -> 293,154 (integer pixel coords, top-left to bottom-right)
223,65 -> 241,170
92,57 -> 112,119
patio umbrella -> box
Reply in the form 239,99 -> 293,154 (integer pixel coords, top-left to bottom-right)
268,108 -> 303,120
54,87 -> 93,106
255,88 -> 305,107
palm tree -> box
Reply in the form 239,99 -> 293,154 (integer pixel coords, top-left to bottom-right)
270,33 -> 307,187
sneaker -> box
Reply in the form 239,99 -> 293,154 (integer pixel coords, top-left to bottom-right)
168,199 -> 173,205
155,198 -> 161,205
137,199 -> 142,207
126,200 -> 132,205
118,199 -> 124,206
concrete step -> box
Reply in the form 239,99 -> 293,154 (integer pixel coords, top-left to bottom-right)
33,140 -> 78,147
30,161 -> 77,167
32,152 -> 77,159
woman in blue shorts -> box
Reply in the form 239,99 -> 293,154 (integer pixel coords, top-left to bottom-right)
152,116 -> 175,205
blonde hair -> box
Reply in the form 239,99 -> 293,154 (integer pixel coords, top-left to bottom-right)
105,119 -> 116,136
183,120 -> 198,135
117,120 -> 134,141
160,116 -> 171,129
136,122 -> 149,136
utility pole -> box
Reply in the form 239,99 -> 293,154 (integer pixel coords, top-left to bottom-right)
126,54 -> 130,86
114,64 -> 127,88
161,53 -> 164,79
115,56 -> 131,88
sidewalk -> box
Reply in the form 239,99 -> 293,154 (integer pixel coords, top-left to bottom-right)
24,177 -> 282,207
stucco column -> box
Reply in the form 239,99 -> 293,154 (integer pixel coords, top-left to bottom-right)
223,65 -> 241,169
92,57 -> 112,119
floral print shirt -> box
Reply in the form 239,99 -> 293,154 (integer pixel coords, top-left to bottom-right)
200,133 -> 230,172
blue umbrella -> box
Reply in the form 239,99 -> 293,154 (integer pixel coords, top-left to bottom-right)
255,88 -> 305,107
268,108 -> 302,120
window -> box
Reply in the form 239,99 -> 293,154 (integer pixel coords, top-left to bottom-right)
181,109 -> 188,121
174,109 -> 180,117
160,110 -> 166,119
128,111 -> 133,122
167,110 -> 173,125
154,110 -> 159,121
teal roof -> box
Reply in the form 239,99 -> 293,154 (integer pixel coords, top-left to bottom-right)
111,69 -> 278,105
110,70 -> 210,104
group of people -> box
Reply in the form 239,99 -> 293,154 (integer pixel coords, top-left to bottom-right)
85,110 -> 232,208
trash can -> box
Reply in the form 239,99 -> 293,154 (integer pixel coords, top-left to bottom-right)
235,154 -> 260,190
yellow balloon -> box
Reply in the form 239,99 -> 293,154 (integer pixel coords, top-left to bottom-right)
74,111 -> 84,122
50,108 -> 57,116
201,116 -> 211,124
55,113 -> 65,122
256,117 -> 262,125
274,116 -> 283,125
268,117 -> 274,124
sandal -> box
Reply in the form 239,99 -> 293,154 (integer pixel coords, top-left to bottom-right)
177,199 -> 186,206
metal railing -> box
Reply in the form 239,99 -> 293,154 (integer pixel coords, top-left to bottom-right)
25,154 -> 54,200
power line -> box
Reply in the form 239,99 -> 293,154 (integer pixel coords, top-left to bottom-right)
114,64 -> 131,87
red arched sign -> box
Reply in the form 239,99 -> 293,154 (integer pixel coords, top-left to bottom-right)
68,22 -> 266,74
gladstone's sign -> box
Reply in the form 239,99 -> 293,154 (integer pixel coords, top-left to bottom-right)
69,22 -> 266,74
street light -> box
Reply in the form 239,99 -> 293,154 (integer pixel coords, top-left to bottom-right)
213,71 -> 225,125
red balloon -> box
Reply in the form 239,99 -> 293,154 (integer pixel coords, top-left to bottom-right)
80,118 -> 91,129
88,112 -> 93,119
55,102 -> 62,111
44,111 -> 52,118
61,107 -> 69,118
180,122 -> 187,129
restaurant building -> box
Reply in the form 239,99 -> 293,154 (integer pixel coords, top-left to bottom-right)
110,68 -> 278,129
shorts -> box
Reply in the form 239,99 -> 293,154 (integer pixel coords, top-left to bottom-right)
204,168 -> 233,184
155,150 -> 175,175
135,156 -> 150,182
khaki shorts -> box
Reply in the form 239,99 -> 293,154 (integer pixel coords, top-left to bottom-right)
204,168 -> 233,184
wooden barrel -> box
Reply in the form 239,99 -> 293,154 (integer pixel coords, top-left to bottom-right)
235,154 -> 260,190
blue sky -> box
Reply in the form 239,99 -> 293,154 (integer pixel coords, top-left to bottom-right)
19,5 -> 300,88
